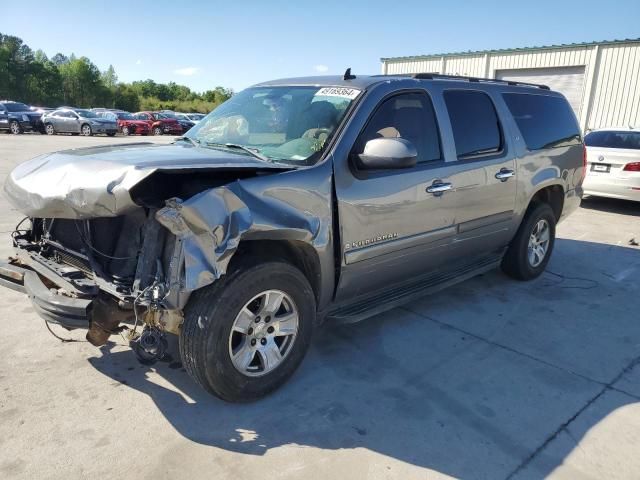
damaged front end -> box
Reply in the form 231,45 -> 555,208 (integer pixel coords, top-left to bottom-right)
3,210 -> 189,346
0,143 -> 290,350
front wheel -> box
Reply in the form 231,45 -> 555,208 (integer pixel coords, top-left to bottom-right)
45,123 -> 55,135
501,203 -> 556,280
180,261 -> 315,402
153,126 -> 163,135
81,124 -> 92,136
121,125 -> 130,135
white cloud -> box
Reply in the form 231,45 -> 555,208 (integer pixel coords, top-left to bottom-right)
135,59 -> 142,65
313,64 -> 329,73
174,67 -> 199,76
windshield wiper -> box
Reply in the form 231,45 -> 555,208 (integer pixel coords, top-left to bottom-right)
176,136 -> 200,146
205,142 -> 270,162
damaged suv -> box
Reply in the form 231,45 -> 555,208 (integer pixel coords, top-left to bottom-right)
1,73 -> 584,402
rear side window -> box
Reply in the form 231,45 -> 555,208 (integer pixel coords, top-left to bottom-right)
443,90 -> 502,159
357,92 -> 441,163
503,93 -> 580,150
585,131 -> 640,150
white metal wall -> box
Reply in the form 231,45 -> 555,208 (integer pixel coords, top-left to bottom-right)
381,41 -> 640,131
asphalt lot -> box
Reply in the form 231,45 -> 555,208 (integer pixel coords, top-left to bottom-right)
0,133 -> 638,480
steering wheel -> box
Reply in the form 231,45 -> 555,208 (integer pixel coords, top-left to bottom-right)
302,128 -> 332,140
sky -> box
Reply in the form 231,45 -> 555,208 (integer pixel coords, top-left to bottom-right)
4,0 -> 640,93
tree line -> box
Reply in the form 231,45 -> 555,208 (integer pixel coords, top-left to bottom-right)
0,33 -> 233,113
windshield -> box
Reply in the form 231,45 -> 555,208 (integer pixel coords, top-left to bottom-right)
5,103 -> 31,112
189,114 -> 205,121
186,86 -> 360,165
76,109 -> 100,119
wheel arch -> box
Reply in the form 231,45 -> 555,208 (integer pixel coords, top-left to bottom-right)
229,239 -> 322,307
526,184 -> 564,222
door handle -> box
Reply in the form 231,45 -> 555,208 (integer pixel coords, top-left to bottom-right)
426,182 -> 453,195
495,169 -> 515,181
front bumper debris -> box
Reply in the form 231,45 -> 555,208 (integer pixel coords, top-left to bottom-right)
0,262 -> 92,329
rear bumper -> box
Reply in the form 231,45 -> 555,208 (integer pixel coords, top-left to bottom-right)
583,173 -> 640,201
0,262 -> 92,329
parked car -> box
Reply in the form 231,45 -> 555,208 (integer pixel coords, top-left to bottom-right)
134,111 -> 182,135
0,73 -> 584,402
156,111 -> 195,133
97,110 -> 151,136
177,112 -> 206,123
0,101 -> 44,134
42,108 -> 118,136
583,128 -> 640,201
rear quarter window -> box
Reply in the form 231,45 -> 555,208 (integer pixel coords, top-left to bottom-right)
503,93 -> 581,150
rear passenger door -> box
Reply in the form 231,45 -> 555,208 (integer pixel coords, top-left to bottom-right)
440,88 -> 518,256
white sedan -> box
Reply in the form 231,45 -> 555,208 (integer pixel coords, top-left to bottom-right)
583,128 -> 640,202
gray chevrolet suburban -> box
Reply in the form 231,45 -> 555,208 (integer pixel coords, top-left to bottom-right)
1,72 -> 585,401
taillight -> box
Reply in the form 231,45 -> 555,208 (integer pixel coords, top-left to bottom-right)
623,162 -> 640,172
581,145 -> 587,182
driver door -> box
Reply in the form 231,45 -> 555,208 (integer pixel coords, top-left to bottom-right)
334,90 -> 460,300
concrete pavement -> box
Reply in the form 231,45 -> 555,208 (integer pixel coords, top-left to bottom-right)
0,134 -> 638,479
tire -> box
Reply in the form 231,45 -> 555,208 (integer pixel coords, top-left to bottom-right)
81,124 -> 92,136
121,125 -> 130,136
501,203 -> 556,281
45,123 -> 55,135
9,120 -> 22,134
153,126 -> 163,136
180,260 -> 316,402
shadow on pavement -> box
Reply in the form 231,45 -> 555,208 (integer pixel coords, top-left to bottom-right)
580,196 -> 639,217
87,238 -> 640,479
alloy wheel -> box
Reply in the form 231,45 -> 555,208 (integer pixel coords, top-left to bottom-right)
528,219 -> 550,267
228,290 -> 299,377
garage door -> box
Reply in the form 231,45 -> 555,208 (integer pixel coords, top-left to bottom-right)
496,66 -> 586,118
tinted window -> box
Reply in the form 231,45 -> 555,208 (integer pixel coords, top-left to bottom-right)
584,131 -> 640,150
503,93 -> 580,150
357,92 -> 441,163
4,103 -> 31,112
443,90 -> 502,158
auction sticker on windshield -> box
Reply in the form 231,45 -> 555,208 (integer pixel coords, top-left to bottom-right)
315,87 -> 361,100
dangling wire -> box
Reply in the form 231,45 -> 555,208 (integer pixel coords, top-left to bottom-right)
44,320 -> 86,343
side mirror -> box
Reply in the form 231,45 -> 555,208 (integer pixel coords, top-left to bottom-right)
355,137 -> 418,170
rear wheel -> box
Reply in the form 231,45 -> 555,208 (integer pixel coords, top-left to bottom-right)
9,121 -> 22,134
81,124 -> 92,136
180,261 -> 315,402
501,203 -> 556,280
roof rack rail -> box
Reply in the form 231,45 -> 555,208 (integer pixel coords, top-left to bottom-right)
409,73 -> 550,90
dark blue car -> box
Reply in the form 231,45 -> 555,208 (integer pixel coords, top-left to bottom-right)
0,101 -> 44,134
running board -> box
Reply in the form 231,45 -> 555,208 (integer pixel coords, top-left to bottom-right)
327,253 -> 502,324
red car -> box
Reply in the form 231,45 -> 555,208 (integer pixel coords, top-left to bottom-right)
134,111 -> 183,136
114,112 -> 151,136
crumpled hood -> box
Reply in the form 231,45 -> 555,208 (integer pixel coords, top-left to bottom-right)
4,142 -> 289,219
